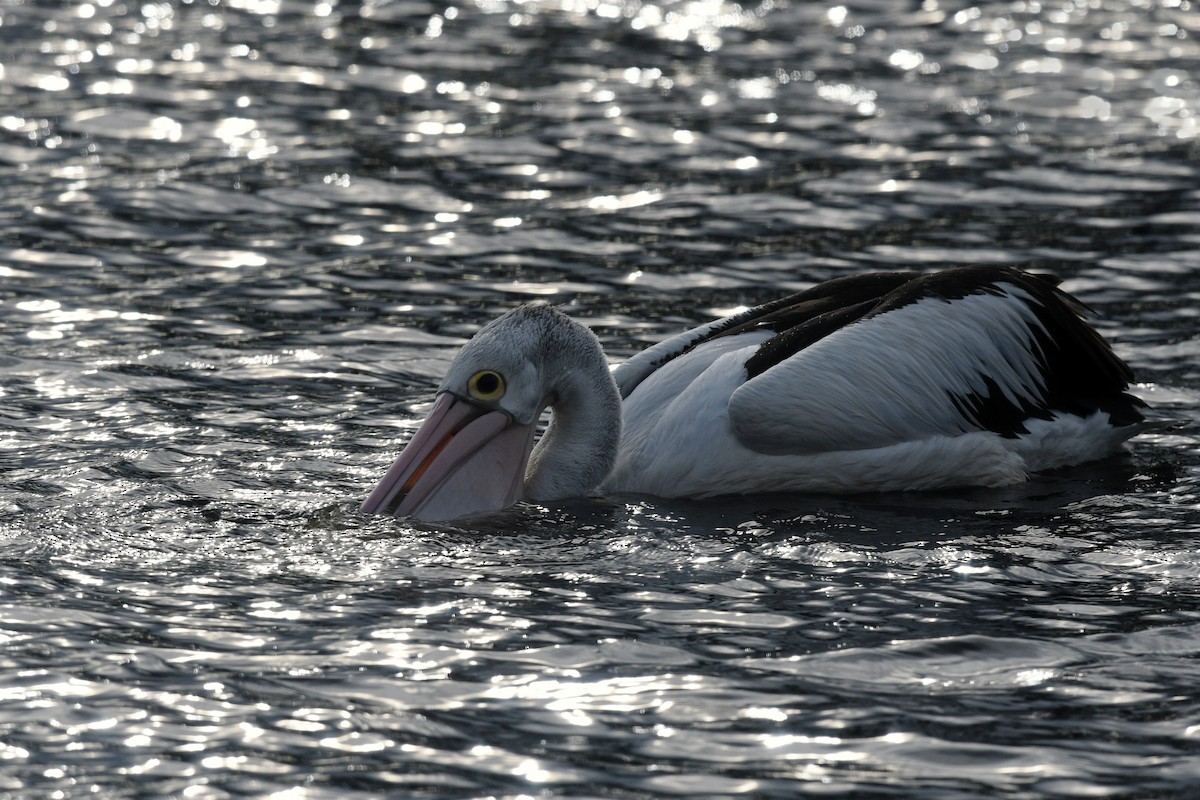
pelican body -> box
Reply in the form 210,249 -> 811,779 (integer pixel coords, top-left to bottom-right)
361,266 -> 1145,521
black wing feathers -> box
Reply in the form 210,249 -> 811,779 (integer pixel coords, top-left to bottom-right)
637,265 -> 1142,433
638,270 -> 920,379
880,267 -> 1144,433
738,266 -> 1141,432
740,271 -> 920,378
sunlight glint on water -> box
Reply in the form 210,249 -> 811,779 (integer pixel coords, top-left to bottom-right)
0,0 -> 1198,797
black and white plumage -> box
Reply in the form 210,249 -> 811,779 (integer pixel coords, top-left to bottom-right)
361,266 -> 1146,522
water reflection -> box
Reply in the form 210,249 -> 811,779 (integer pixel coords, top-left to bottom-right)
1,0 -> 1199,797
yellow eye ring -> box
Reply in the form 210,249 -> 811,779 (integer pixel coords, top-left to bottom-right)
467,370 -> 506,401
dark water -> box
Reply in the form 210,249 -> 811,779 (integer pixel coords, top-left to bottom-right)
2,0 -> 1199,797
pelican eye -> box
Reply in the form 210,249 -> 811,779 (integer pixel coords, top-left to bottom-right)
467,370 -> 506,401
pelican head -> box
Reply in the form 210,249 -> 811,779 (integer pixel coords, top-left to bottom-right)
361,304 -> 622,521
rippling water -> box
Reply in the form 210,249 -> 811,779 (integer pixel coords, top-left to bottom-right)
2,0 -> 1199,797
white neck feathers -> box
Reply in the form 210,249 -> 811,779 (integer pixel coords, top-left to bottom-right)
521,310 -> 622,501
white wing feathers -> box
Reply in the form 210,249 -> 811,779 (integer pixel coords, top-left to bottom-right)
728,289 -> 1051,455
613,316 -> 743,399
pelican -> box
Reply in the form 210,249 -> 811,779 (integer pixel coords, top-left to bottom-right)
361,266 -> 1146,521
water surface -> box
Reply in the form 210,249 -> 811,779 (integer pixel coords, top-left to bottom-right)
2,0 -> 1199,797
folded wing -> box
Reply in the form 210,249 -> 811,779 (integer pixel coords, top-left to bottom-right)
726,267 -> 1144,456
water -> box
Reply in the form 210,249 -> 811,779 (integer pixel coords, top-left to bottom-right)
1,0 -> 1199,797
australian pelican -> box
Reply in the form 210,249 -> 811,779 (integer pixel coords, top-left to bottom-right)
361,266 -> 1145,521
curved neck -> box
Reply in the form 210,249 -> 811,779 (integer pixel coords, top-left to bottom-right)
523,333 -> 622,502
